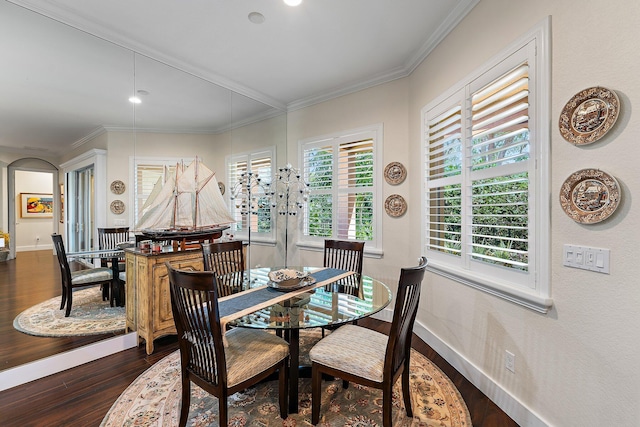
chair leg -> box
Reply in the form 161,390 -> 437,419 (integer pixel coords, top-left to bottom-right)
219,389 -> 228,427
402,363 -> 413,417
279,358 -> 289,420
178,377 -> 190,427
60,287 -> 66,310
382,382 -> 393,427
64,288 -> 73,317
311,364 -> 322,425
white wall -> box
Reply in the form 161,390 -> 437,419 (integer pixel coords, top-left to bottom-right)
406,0 -> 640,426
287,1 -> 640,425
14,170 -> 53,251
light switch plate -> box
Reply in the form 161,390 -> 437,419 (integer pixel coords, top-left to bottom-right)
563,244 -> 610,274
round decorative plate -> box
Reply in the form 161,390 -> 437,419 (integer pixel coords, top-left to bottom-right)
110,200 -> 125,215
110,180 -> 126,195
559,87 -> 620,145
384,194 -> 407,217
218,181 -> 225,195
384,162 -> 407,185
559,168 -> 620,224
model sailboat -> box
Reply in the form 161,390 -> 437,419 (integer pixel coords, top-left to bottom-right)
135,157 -> 235,241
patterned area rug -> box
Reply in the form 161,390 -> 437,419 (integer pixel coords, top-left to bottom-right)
13,287 -> 126,337
102,331 -> 471,427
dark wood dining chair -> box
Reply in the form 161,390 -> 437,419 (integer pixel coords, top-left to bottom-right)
323,239 -> 365,293
309,257 -> 428,427
201,240 -> 245,297
97,227 -> 129,268
51,233 -> 115,317
321,239 -> 365,335
166,264 -> 289,427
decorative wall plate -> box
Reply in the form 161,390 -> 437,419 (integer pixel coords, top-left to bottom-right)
110,200 -> 125,215
110,180 -> 126,194
218,181 -> 225,195
559,168 -> 620,224
384,162 -> 407,185
559,87 -> 620,145
384,194 -> 407,217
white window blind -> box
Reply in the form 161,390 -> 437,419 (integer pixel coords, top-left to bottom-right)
422,23 -> 551,313
300,125 -> 382,254
227,149 -> 274,239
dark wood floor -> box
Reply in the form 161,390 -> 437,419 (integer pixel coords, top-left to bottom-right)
0,251 -> 519,426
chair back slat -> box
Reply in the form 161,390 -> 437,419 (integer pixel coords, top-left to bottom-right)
201,241 -> 245,297
323,239 -> 365,292
98,227 -> 129,267
167,264 -> 227,387
385,257 -> 428,378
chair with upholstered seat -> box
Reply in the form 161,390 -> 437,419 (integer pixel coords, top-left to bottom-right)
51,233 -> 115,317
310,257 -> 428,427
167,264 -> 289,427
201,240 -> 245,297
97,227 -> 130,267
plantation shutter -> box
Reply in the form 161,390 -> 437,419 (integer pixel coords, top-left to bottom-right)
425,101 -> 463,256
469,63 -> 530,271
336,139 -> 374,240
303,143 -> 333,238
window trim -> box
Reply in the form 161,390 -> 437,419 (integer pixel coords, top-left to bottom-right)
297,124 -> 383,258
421,18 -> 552,313
225,146 -> 277,245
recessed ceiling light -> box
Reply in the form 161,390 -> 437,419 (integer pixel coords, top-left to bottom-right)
248,12 -> 265,24
284,0 -> 302,6
129,96 -> 141,104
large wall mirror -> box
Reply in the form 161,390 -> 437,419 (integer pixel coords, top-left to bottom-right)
0,0 -> 286,381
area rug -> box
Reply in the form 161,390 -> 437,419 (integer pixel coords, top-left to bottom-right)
13,287 -> 126,337
101,331 -> 471,427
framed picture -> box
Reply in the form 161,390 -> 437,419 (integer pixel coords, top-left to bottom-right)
20,193 -> 54,218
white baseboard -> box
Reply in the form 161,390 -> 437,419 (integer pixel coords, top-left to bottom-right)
0,332 -> 138,392
16,244 -> 52,252
373,307 -> 549,427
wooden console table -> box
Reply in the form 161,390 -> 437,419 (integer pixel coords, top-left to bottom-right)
124,247 -> 203,354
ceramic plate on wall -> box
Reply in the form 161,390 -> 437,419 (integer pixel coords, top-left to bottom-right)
110,200 -> 125,215
559,87 -> 620,145
384,162 -> 407,185
384,194 -> 407,217
110,180 -> 126,194
559,168 -> 620,224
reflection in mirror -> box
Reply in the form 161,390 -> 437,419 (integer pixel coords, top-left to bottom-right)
130,54 -> 287,269
1,0 -> 286,381
0,2 -> 135,375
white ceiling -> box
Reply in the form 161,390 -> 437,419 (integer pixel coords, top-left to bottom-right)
1,0 -> 478,156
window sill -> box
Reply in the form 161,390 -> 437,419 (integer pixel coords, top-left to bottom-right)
427,260 -> 553,313
297,241 -> 383,259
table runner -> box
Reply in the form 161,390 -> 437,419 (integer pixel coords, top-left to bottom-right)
218,267 -> 353,329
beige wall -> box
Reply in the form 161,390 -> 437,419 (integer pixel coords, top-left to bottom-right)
287,1 -> 640,425
407,0 -> 639,425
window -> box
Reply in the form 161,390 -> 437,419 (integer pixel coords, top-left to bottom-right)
422,21 -> 551,312
226,148 -> 275,242
299,125 -> 383,255
132,157 -> 190,224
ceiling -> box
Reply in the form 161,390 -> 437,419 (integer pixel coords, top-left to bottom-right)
1,0 -> 478,157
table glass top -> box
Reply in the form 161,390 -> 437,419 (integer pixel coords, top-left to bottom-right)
228,267 -> 391,330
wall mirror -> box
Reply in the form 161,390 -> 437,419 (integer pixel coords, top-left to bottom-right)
0,0 -> 286,379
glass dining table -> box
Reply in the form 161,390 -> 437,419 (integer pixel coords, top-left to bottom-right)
221,266 -> 392,413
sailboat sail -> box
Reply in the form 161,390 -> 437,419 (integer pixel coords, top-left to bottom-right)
135,158 -> 235,233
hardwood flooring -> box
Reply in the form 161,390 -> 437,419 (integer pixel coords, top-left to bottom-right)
0,251 -> 519,426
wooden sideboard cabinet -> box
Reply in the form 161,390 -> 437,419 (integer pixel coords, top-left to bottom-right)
125,247 -> 203,354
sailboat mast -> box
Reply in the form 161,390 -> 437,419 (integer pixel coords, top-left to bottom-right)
171,160 -> 182,230
193,157 -> 199,229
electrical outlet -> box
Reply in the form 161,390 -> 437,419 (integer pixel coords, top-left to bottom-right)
505,350 -> 515,373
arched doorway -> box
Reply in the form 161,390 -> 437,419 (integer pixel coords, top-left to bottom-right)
7,158 -> 60,260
